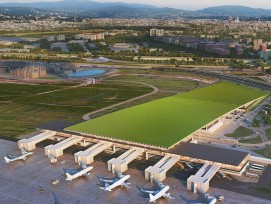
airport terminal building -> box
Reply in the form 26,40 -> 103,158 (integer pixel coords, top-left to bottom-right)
18,81 -> 269,193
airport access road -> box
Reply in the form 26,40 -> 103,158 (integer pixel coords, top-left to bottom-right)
181,69 -> 271,92
82,80 -> 158,120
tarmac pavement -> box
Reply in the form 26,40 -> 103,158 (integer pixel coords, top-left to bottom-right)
0,139 -> 270,204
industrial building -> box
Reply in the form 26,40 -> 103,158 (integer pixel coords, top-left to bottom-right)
74,32 -> 106,41
149,28 -> 164,37
10,66 -> 47,79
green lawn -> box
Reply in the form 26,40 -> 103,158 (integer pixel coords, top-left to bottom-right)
0,83 -> 65,101
108,74 -> 205,92
265,128 -> 271,141
255,147 -> 271,159
225,126 -> 254,138
0,81 -> 153,138
67,81 -> 268,148
240,136 -> 263,144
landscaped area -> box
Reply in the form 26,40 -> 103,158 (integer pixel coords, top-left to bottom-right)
67,81 -> 268,148
0,74 -> 205,139
225,126 -> 254,138
255,146 -> 271,159
265,128 -> 271,140
239,136 -> 263,144
0,81 -> 152,138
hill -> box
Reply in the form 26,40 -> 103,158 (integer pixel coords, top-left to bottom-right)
1,1 -> 271,18
198,5 -> 271,17
0,0 -> 155,10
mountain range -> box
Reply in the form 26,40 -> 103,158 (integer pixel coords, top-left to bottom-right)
0,0 -> 271,18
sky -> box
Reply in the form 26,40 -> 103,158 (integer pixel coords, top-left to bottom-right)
0,0 -> 270,10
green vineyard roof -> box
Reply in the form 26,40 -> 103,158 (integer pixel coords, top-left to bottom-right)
67,82 -> 268,148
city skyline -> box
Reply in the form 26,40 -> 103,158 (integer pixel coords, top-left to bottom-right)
0,0 -> 270,10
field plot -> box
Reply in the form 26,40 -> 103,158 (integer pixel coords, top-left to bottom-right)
0,83 -> 66,101
67,82 -> 268,148
0,81 -> 152,138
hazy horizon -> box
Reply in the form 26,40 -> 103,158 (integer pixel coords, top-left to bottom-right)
0,0 -> 270,10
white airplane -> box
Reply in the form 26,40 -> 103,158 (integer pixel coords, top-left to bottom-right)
97,171 -> 130,192
4,148 -> 33,164
64,162 -> 93,181
140,179 -> 174,203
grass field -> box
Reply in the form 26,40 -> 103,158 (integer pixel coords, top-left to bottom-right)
240,136 -> 263,144
0,81 -> 152,138
89,73 -> 205,118
265,128 -> 271,141
255,147 -> 271,159
67,81 -> 268,148
0,74 -> 203,139
225,126 -> 254,138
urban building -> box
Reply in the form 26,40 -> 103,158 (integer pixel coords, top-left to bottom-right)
150,28 -> 164,37
10,66 -> 47,79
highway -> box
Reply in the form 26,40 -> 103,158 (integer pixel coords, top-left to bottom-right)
181,68 -> 271,91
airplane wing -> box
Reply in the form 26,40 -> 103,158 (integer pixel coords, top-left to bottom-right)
121,181 -> 130,188
79,162 -> 88,169
97,177 -> 114,187
140,188 -> 157,194
114,170 -> 124,179
6,154 -> 19,160
153,179 -> 164,190
98,177 -> 116,184
63,168 -> 81,176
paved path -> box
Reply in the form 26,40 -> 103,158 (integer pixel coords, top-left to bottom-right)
82,80 -> 158,120
36,83 -> 85,96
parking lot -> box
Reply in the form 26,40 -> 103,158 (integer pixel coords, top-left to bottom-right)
0,139 -> 270,204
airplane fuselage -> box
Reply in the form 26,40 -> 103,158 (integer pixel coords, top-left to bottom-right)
66,166 -> 93,181
104,175 -> 130,191
149,186 -> 171,203
4,152 -> 33,164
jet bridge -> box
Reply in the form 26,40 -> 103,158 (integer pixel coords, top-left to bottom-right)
74,141 -> 112,164
187,163 -> 221,193
45,136 -> 83,158
145,155 -> 179,182
108,147 -> 144,173
18,131 -> 56,151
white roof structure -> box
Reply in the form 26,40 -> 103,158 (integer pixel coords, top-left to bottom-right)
45,136 -> 83,158
108,148 -> 144,173
74,141 -> 112,164
18,131 -> 56,151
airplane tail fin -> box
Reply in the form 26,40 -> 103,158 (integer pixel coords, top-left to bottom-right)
66,173 -> 73,181
4,157 -> 10,164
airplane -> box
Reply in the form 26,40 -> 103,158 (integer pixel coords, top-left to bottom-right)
140,179 -> 174,203
97,170 -> 130,192
198,189 -> 218,204
4,148 -> 33,164
63,162 -> 93,181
